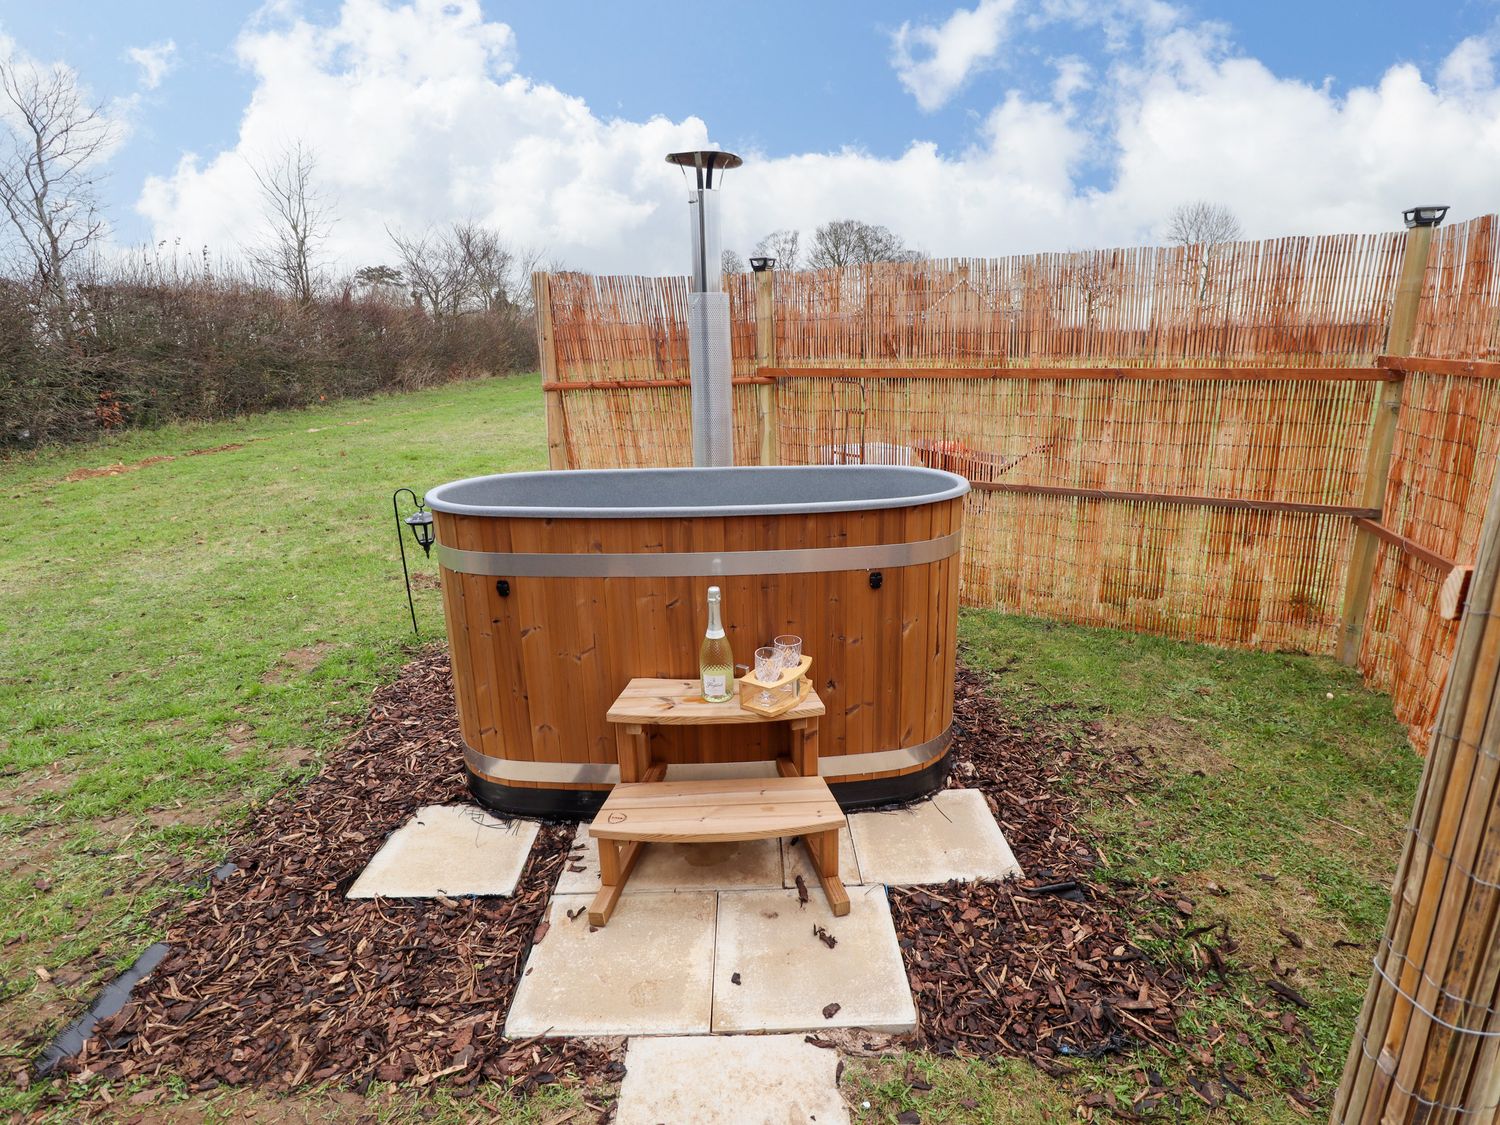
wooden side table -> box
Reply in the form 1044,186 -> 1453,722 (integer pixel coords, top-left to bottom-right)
586,679 -> 842,926
604,678 -> 826,783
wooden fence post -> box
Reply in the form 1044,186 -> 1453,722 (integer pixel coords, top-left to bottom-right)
1331,450 -> 1500,1122
1335,223 -> 1434,664
754,268 -> 778,465
533,271 -> 570,470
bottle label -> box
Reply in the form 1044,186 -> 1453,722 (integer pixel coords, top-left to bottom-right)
703,674 -> 726,697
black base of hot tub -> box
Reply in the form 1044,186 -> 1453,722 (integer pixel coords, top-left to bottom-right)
466,752 -> 952,820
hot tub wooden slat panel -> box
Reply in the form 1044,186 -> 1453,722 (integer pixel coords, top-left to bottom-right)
547,560 -> 590,764
842,567 -> 863,759
567,578 -> 606,767
941,521 -> 961,734
924,502 -> 943,749
463,573 -> 498,750
841,565 -> 864,762
485,515 -> 536,774
492,570 -> 535,776
444,514 -> 487,762
876,510 -> 894,762
506,519 -> 564,766
437,536 -> 481,757
926,506 -> 946,747
602,573 -> 640,746
439,512 -> 484,757
467,521 -> 498,753
435,494 -> 964,796
876,510 -> 900,759
475,514 -> 504,753
897,502 -> 928,750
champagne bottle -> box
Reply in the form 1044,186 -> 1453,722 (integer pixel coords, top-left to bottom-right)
699,586 -> 734,702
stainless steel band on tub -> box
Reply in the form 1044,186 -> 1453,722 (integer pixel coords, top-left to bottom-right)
436,529 -> 961,579
463,725 -> 954,786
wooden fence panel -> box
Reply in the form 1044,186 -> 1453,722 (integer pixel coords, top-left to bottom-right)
1358,370 -> 1500,742
771,233 -> 1406,369
774,374 -> 1377,504
962,492 -> 1355,653
545,272 -> 760,382
552,384 -> 764,469
531,215 -> 1500,752
1411,214 -> 1500,360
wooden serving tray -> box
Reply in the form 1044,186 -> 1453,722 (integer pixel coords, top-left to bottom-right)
737,655 -> 812,718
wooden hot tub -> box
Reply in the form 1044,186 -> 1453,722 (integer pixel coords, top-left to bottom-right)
426,465 -> 968,816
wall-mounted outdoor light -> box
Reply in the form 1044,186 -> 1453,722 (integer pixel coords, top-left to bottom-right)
749,256 -> 776,273
392,487 -> 432,636
1404,205 -> 1450,229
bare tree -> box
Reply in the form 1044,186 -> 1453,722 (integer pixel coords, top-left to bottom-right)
389,221 -> 531,318
754,229 -> 801,272
0,56 -> 116,309
1165,201 -> 1243,302
807,219 -> 919,269
720,249 -> 745,275
388,225 -> 468,317
451,221 -> 510,311
1165,201 -> 1243,249
248,141 -> 333,303
1062,252 -> 1120,329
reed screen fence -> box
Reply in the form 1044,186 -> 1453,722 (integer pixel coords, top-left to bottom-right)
535,215 -> 1500,749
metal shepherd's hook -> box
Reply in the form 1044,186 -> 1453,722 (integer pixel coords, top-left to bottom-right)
392,488 -> 434,636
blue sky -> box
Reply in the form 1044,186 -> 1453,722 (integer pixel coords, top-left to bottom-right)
1,1 -> 1497,273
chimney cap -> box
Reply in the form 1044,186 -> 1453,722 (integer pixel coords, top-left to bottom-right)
667,149 -> 743,189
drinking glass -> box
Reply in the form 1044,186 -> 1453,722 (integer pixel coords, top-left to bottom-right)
754,647 -> 779,706
774,634 -> 802,672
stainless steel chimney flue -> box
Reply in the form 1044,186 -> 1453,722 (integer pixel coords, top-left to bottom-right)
667,149 -> 742,468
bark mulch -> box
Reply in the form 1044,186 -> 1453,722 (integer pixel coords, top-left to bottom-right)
890,666 -> 1285,1117
45,652 -> 1297,1119
53,649 -> 616,1102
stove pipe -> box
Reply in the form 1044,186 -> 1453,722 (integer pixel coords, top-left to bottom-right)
667,149 -> 742,467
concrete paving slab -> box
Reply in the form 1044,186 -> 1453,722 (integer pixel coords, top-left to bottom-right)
345,805 -> 538,899
781,826 -> 864,889
615,1034 -> 849,1125
849,788 -> 1023,886
712,885 -> 916,1034
504,892 -> 716,1037
555,823 -> 784,895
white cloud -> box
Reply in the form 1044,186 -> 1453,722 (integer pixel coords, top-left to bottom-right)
1439,34 -> 1495,93
126,40 -> 177,90
138,0 -> 708,275
891,0 -> 1019,112
136,1 -> 1500,277
1051,55 -> 1091,102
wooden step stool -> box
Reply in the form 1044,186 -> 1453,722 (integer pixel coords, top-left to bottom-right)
587,776 -> 850,925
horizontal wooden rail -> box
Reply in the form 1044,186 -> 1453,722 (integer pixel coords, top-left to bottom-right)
760,365 -> 1395,382
1376,355 -> 1500,380
546,366 -> 1407,389
969,480 -> 1380,518
544,377 -> 773,390
1351,517 -> 1463,571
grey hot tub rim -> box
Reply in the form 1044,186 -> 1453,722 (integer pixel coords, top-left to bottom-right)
424,464 -> 969,520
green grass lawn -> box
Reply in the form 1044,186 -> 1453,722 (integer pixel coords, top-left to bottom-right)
0,375 -> 546,1091
0,375 -> 1421,1121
